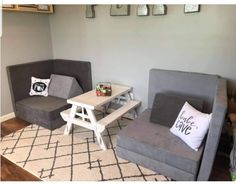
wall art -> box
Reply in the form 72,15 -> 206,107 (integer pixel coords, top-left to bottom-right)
184,4 -> 200,13
152,5 -> 167,15
86,5 -> 96,18
110,5 -> 130,16
18,4 -> 37,8
2,4 -> 53,13
137,5 -> 149,16
2,4 -> 15,8
37,5 -> 51,11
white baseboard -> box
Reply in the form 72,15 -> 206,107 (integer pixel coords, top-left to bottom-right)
0,112 -> 16,123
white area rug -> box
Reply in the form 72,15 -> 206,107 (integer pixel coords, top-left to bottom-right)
1,118 -> 170,181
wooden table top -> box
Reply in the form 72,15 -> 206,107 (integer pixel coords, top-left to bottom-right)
67,84 -> 132,109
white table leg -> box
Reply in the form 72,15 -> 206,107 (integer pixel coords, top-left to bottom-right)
86,108 -> 107,150
94,130 -> 107,150
64,105 -> 77,135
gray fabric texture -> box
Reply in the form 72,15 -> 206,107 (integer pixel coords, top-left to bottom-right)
150,93 -> 204,127
197,79 -> 227,180
16,111 -> 66,130
16,96 -> 70,123
48,74 -> 83,99
53,59 -> 92,93
117,109 -> 204,174
7,59 -> 92,130
116,146 -> 196,181
117,69 -> 227,181
148,69 -> 219,113
7,60 -> 54,111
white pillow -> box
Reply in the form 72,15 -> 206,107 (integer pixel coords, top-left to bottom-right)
170,102 -> 212,151
29,77 -> 50,97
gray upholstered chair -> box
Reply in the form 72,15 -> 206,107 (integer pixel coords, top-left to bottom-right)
7,59 -> 92,130
117,68 -> 227,181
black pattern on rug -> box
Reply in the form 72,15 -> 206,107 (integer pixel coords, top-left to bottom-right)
1,118 -> 170,181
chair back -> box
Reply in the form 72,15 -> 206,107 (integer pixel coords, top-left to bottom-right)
148,68 -> 219,113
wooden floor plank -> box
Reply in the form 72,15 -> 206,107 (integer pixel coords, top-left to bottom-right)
0,117 -> 232,181
1,118 -> 40,181
1,156 -> 40,181
1,118 -> 31,137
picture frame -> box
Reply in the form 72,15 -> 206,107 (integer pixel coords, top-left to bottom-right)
2,4 -> 15,8
137,5 -> 149,16
2,4 -> 54,14
184,4 -> 200,13
37,5 -> 50,11
18,4 -> 37,8
86,5 -> 96,18
152,5 -> 167,16
110,5 -> 130,16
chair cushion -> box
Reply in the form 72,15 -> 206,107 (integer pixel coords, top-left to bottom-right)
150,93 -> 204,127
117,109 -> 204,174
48,74 -> 83,99
16,96 -> 69,124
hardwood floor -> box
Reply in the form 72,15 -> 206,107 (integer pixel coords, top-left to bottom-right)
1,118 -> 232,181
1,118 -> 40,181
1,118 -> 31,137
1,156 -> 40,181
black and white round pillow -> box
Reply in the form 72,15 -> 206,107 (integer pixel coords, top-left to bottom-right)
29,77 -> 50,96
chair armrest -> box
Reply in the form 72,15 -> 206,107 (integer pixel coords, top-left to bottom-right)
197,78 -> 227,180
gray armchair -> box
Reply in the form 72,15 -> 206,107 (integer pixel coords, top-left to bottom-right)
7,59 -> 92,130
117,69 -> 227,181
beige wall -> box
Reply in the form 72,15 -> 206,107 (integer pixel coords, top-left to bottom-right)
1,12 -> 53,116
50,5 -> 236,109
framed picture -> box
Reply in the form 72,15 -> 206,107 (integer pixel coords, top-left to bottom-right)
37,5 -> 50,11
184,4 -> 200,13
152,5 -> 167,16
86,5 -> 96,18
137,5 -> 149,16
3,4 -> 53,13
2,4 -> 15,8
18,4 -> 37,8
110,5 -> 130,16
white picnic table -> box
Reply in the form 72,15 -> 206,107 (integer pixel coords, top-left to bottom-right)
61,84 -> 141,150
